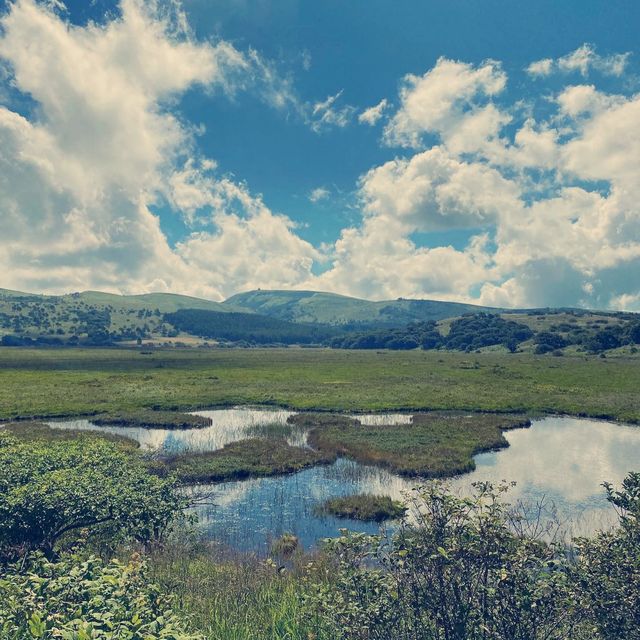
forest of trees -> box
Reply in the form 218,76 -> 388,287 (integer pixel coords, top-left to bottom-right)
164,309 -> 338,345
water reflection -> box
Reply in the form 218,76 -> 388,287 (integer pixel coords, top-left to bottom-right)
186,459 -> 414,553
190,416 -> 640,550
47,408 -> 414,453
46,412 -> 640,547
450,416 -> 640,537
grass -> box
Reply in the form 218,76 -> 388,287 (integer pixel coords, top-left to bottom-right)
316,494 -> 406,522
0,420 -> 139,449
147,540 -> 333,640
1,347 -> 639,423
155,438 -> 336,484
308,413 -> 532,477
92,409 -> 212,429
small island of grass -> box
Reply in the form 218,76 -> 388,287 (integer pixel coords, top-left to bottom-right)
155,438 -> 336,484
92,410 -> 212,430
0,421 -> 139,449
316,494 -> 406,522
308,412 -> 531,477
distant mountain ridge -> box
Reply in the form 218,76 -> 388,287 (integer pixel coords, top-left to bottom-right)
0,288 -> 236,314
224,289 -> 500,328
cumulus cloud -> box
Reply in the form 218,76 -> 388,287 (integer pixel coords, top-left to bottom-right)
358,98 -> 388,126
312,49 -> 640,308
0,3 -> 638,312
384,57 -> 507,148
527,44 -> 631,78
359,146 -> 521,231
0,0 -> 318,298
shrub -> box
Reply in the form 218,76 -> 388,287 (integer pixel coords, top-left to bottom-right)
0,553 -> 199,639
0,433 -> 182,558
310,482 -> 574,640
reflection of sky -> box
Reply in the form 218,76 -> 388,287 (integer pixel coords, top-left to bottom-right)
46,414 -> 640,548
186,459 -> 413,553
47,409 -> 413,452
190,417 -> 640,550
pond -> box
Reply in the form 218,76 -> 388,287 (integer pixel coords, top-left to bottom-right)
47,411 -> 640,552
47,408 -> 413,452
188,416 -> 640,552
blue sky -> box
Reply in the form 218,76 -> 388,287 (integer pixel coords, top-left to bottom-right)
0,0 -> 639,307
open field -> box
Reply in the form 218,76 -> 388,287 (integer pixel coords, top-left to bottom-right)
1,347 -> 640,422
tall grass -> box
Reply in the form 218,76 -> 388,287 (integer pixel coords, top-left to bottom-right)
147,540 -> 332,640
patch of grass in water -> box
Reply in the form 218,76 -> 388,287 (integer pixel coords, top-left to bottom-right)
155,438 -> 336,484
286,412 -> 361,428
245,421 -> 296,439
316,494 -> 406,522
93,410 -> 212,429
308,412 -> 531,478
0,421 -> 139,449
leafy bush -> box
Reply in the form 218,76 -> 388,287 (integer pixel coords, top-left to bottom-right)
0,553 -> 199,639
0,433 -> 182,558
572,472 -> 640,640
311,482 -> 572,640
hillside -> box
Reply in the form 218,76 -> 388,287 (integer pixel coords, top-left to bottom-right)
224,289 -> 498,328
0,288 -> 238,346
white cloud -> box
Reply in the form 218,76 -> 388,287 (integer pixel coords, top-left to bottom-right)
528,44 -> 631,78
0,0 -> 318,299
358,98 -> 388,126
1,4 -> 639,311
526,58 -> 554,77
309,90 -> 356,132
177,203 -> 321,299
384,57 -> 507,148
359,146 -> 521,231
309,187 -> 330,203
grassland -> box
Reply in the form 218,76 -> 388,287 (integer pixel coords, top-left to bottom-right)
156,438 -> 336,484
0,420 -> 139,449
1,347 -> 639,423
92,409 -> 212,429
308,413 -> 531,477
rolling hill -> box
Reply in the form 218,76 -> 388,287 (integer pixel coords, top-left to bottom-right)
224,289 -> 499,328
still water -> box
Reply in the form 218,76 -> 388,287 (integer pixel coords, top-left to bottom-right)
189,416 -> 640,552
47,408 -> 413,452
47,412 -> 640,551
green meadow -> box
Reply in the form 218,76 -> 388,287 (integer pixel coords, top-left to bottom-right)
1,346 -> 639,422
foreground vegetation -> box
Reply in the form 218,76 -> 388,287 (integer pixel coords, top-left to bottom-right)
1,347 -> 640,423
1,430 -> 638,639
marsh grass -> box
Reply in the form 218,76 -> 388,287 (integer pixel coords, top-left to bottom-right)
2,348 -> 639,424
0,420 -> 139,449
156,438 -> 337,484
308,413 -> 532,477
316,494 -> 406,522
147,540 -> 333,640
93,410 -> 212,429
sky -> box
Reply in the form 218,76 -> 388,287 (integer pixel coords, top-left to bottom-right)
0,0 -> 639,309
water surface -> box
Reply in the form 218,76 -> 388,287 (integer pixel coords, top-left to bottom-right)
191,416 -> 640,551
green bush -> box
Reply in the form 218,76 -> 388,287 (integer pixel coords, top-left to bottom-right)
0,553 -> 199,639
310,482 -> 574,640
572,472 -> 640,640
0,433 -> 182,558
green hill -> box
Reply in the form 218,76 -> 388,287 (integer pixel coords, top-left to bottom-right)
224,289 -> 499,328
0,288 -> 239,345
